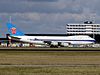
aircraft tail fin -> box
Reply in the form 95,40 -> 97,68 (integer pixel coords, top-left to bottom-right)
7,23 -> 24,36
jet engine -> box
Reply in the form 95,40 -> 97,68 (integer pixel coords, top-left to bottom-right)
60,42 -> 69,47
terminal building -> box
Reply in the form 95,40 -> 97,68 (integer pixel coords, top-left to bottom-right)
66,21 -> 100,43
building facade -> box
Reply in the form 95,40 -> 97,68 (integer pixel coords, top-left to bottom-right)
66,21 -> 100,43
66,22 -> 100,35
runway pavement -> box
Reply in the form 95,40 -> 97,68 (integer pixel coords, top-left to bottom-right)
0,47 -> 100,51
0,64 -> 100,67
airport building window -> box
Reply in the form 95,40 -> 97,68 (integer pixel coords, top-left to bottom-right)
66,23 -> 100,35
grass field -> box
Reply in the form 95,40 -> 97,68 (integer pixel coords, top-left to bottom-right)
0,51 -> 100,75
0,66 -> 100,75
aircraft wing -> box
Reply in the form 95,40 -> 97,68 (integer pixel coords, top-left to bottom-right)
10,36 -> 21,40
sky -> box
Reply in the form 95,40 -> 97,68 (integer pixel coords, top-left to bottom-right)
0,0 -> 100,37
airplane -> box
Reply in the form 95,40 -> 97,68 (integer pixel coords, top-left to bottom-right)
6,22 -> 96,47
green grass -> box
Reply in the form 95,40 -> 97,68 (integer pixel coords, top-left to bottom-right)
0,66 -> 100,75
1,51 -> 100,55
0,51 -> 100,75
0,51 -> 100,65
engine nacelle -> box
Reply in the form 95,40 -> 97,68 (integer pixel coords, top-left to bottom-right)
45,41 -> 69,47
60,42 -> 69,47
51,41 -> 58,46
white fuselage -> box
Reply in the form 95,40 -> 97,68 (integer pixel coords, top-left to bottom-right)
10,35 -> 95,45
